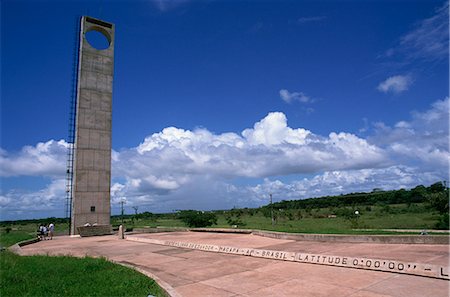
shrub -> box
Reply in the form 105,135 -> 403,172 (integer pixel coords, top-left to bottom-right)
286,212 -> 294,221
226,216 -> 245,227
427,192 -> 449,214
435,214 -> 449,230
336,208 -> 354,219
178,210 -> 217,228
260,207 -> 271,218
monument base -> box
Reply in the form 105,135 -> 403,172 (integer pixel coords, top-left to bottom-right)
77,225 -> 112,237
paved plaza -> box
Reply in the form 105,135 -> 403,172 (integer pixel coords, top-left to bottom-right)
19,232 -> 449,297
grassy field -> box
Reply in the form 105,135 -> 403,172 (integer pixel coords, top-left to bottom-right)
229,203 -> 442,233
0,231 -> 35,248
111,203 -> 445,234
0,221 -> 70,248
0,251 -> 167,297
0,225 -> 37,248
1,203 -> 442,239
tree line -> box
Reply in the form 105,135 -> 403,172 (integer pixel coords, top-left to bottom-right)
264,181 -> 448,212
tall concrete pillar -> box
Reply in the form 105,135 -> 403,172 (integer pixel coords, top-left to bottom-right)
71,16 -> 114,235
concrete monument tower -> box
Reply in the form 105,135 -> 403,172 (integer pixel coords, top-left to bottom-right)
70,16 -> 114,235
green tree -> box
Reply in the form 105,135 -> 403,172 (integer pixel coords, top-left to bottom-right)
435,214 -> 449,230
178,210 -> 217,228
428,181 -> 446,193
226,216 -> 245,227
137,211 -> 155,221
426,190 -> 450,230
427,192 -> 449,214
408,185 -> 427,204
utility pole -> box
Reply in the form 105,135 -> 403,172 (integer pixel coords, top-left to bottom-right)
270,193 -> 274,226
120,199 -> 125,225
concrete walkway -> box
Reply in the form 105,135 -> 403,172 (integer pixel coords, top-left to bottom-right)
19,232 -> 449,297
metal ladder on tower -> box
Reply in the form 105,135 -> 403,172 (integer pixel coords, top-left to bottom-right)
65,17 -> 81,232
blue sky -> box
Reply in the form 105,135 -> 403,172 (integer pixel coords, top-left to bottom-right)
1,0 -> 449,220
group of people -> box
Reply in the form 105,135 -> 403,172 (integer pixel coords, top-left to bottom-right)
37,223 -> 54,240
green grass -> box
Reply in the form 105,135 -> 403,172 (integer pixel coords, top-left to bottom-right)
2,203 -> 444,241
221,205 -> 441,234
0,222 -> 70,248
0,251 -> 167,297
0,231 -> 35,248
121,203 -> 445,235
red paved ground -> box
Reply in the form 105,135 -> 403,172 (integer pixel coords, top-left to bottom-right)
18,232 -> 450,297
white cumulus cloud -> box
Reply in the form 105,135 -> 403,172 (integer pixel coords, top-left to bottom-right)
1,99 -> 448,219
279,89 -> 312,103
0,140 -> 68,177
246,165 -> 444,203
0,178 -> 66,219
113,111 -> 387,195
369,97 -> 449,172
242,112 -> 310,146
377,75 -> 413,94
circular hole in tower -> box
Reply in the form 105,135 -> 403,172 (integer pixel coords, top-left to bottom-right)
85,29 -> 110,50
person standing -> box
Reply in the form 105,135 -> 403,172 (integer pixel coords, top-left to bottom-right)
38,224 -> 45,240
42,225 -> 48,240
48,223 -> 55,240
